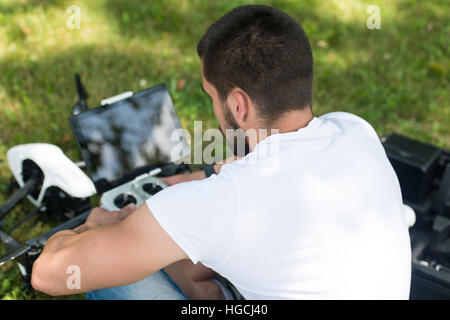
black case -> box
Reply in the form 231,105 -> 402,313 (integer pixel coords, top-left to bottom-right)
383,133 -> 442,204
383,133 -> 450,299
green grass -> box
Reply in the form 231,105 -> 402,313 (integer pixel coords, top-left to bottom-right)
0,0 -> 449,299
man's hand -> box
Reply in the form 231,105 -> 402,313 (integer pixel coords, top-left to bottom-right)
85,204 -> 136,229
160,171 -> 206,186
73,204 -> 136,234
161,162 -> 231,186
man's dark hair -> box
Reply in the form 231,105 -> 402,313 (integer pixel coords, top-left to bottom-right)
197,5 -> 313,125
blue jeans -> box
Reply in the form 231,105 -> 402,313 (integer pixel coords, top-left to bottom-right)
85,269 -> 189,300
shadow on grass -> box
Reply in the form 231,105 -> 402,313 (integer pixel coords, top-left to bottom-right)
0,44 -> 215,156
1,0 -> 447,149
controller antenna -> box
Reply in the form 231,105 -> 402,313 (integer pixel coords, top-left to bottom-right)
72,73 -> 89,116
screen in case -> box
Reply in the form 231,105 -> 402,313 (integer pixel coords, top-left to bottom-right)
70,84 -> 190,193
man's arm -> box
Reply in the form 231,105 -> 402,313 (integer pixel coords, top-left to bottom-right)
162,156 -> 238,186
31,203 -> 188,296
157,157 -> 240,298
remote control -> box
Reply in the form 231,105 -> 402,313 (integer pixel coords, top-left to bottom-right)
100,173 -> 167,211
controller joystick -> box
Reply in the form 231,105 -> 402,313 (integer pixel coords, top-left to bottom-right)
113,193 -> 137,209
143,183 -> 163,195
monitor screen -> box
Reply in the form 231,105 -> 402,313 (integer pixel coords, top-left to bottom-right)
69,84 -> 190,194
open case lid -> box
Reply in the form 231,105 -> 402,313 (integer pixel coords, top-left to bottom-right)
69,84 -> 190,194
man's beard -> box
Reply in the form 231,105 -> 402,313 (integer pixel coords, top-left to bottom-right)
219,102 -> 250,157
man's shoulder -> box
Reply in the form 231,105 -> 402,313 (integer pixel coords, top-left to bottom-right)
319,111 -> 371,127
319,111 -> 379,140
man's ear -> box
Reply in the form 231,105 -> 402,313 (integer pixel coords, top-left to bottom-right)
228,88 -> 252,124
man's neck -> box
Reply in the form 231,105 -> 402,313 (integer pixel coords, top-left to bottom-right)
249,107 -> 314,150
274,107 -> 314,134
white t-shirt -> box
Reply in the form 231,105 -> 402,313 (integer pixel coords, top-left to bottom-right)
146,112 -> 411,299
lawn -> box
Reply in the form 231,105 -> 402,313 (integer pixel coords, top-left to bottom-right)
0,0 -> 448,299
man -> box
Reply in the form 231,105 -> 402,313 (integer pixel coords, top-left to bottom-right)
31,5 -> 411,299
